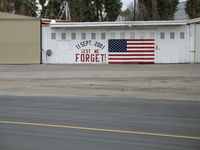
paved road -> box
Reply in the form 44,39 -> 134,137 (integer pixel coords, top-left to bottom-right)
0,95 -> 200,150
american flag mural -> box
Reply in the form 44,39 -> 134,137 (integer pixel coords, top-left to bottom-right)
108,39 -> 155,64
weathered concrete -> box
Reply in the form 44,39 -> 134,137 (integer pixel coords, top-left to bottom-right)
0,64 -> 200,100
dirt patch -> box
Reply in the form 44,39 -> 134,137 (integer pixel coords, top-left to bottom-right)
0,64 -> 200,100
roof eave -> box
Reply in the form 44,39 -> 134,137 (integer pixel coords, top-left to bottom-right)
187,17 -> 200,24
50,20 -> 187,28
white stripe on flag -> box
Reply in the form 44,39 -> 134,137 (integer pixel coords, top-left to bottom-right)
108,56 -> 154,59
109,60 -> 154,62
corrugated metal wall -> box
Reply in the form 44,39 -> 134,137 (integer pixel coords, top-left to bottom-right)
0,12 -> 40,64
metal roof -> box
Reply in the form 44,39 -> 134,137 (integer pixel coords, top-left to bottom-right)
187,18 -> 200,24
42,19 -> 71,24
50,20 -> 187,28
0,11 -> 39,20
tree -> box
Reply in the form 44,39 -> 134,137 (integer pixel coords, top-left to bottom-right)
0,0 -> 38,17
80,0 -> 96,21
93,0 -> 104,21
157,0 -> 179,20
136,0 -> 179,20
185,0 -> 200,19
69,0 -> 82,21
40,0 -> 122,21
104,0 -> 122,21
15,0 -> 38,17
41,0 -> 96,21
39,0 -> 46,10
69,0 -> 96,22
40,0 -> 60,19
121,2 -> 135,21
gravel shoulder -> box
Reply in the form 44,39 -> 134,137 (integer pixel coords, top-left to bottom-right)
0,64 -> 200,101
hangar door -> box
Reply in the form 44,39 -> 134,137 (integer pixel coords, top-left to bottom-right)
0,12 -> 40,64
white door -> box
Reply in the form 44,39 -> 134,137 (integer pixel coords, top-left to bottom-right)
156,27 -> 187,63
58,40 -> 71,63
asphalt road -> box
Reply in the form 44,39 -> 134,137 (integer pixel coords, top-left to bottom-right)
0,95 -> 200,150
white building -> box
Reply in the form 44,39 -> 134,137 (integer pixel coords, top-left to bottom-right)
42,18 -> 200,64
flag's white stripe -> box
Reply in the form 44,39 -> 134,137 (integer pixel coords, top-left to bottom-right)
127,41 -> 154,43
127,49 -> 154,51
127,45 -> 155,47
108,60 -> 154,62
127,46 -> 155,48
109,56 -> 154,58
127,44 -> 155,46
127,43 -> 155,45
127,39 -> 154,41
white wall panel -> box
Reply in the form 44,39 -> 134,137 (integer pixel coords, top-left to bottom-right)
42,25 -> 190,64
195,24 -> 200,63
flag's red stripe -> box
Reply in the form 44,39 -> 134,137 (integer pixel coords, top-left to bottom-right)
127,39 -> 155,41
127,50 -> 154,52
127,47 -> 155,49
109,62 -> 155,64
109,58 -> 154,60
127,43 -> 155,45
110,50 -> 154,52
108,54 -> 154,56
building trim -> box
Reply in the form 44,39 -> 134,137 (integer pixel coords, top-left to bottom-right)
50,20 -> 187,28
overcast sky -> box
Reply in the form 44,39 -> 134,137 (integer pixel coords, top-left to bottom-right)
122,0 -> 187,10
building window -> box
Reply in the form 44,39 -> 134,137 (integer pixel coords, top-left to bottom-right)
160,32 -> 165,39
120,32 -> 125,39
170,32 -> 175,39
110,32 -> 115,39
71,33 -> 76,40
101,33 -> 106,40
61,33 -> 66,40
91,33 -> 96,39
180,32 -> 185,39
81,33 -> 86,40
51,33 -> 56,40
130,32 -> 135,39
